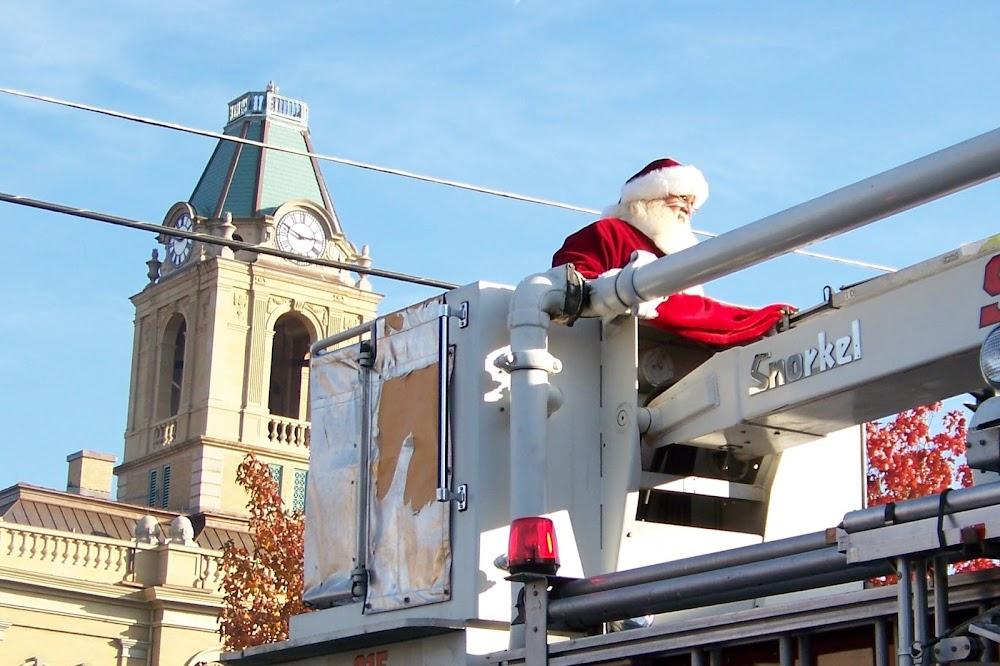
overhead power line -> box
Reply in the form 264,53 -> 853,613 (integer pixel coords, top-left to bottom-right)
0,87 -> 594,214
0,86 -> 895,273
0,192 -> 458,290
690,229 -> 896,273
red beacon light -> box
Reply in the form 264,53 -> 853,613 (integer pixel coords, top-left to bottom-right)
507,516 -> 560,576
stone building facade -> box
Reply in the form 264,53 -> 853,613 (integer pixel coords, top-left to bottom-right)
0,84 -> 380,664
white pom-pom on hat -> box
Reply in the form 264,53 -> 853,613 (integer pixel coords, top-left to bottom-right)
619,158 -> 709,210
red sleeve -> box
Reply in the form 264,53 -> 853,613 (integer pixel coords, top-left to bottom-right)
652,295 -> 791,347
553,223 -> 620,278
552,218 -> 659,279
554,219 -> 793,347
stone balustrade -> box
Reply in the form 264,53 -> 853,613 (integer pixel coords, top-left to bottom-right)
267,415 -> 310,448
152,417 -> 178,448
0,521 -> 224,593
0,522 -> 131,585
195,550 -> 224,590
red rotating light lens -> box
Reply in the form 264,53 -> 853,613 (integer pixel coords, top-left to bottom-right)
507,516 -> 560,575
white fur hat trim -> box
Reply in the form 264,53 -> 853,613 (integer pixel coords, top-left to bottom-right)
620,159 -> 709,210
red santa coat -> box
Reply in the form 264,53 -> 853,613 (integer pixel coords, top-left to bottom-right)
552,217 -> 790,347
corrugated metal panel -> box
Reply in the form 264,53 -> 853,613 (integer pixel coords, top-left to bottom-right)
197,526 -> 255,552
48,505 -> 74,533
196,529 -> 221,550
65,506 -> 90,535
22,500 -> 43,527
45,504 -> 72,534
6,502 -> 28,524
92,510 -> 117,538
34,502 -> 56,529
78,506 -> 106,536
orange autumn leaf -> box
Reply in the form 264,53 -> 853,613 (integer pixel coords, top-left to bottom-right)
219,453 -> 312,650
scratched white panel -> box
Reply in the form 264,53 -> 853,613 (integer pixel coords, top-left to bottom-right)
366,296 -> 452,613
303,351 -> 364,608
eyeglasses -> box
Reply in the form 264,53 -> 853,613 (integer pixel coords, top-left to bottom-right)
663,195 -> 695,215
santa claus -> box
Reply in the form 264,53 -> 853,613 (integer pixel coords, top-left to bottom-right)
552,158 -> 792,347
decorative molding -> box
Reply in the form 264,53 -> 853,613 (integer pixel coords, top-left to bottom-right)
266,295 -> 290,315
0,617 -> 10,640
117,637 -> 150,660
302,302 -> 329,328
233,292 -> 248,321
247,298 -> 270,406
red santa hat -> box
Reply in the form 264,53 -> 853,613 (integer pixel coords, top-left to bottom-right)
619,158 -> 709,210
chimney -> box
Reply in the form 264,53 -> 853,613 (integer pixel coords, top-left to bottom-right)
66,450 -> 117,499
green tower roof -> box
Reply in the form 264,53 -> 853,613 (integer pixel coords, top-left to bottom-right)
189,83 -> 342,233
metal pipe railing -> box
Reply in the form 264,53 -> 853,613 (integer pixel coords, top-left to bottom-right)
435,304 -> 466,509
843,481 -> 1000,533
351,341 -> 375,599
897,558 -> 915,666
548,545 -> 892,626
436,305 -> 452,502
779,636 -> 794,666
587,125 -> 1000,315
914,559 -> 930,651
934,555 -> 950,636
875,619 -> 890,666
549,483 -> 1000,627
311,320 -> 376,356
558,530 -> 830,598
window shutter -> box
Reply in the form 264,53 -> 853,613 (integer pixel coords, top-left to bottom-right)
162,464 -> 172,509
148,469 -> 158,507
293,469 -> 308,512
268,464 -> 283,494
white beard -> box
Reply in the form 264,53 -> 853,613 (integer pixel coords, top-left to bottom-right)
603,199 -> 704,295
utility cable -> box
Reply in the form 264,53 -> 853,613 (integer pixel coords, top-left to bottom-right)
1,87 -> 897,273
0,87 -> 593,214
691,229 -> 896,273
0,192 -> 458,290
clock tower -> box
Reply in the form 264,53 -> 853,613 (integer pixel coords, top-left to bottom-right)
115,84 -> 381,515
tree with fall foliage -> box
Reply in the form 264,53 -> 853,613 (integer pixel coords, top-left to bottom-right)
219,453 -> 311,650
865,402 -> 971,506
866,401 -> 993,577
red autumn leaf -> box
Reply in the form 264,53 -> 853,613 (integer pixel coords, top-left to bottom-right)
866,402 -> 996,585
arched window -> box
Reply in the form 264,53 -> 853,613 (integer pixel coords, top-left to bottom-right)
268,313 -> 312,420
156,314 -> 187,420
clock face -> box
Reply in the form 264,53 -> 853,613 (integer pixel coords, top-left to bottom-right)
168,213 -> 194,267
275,210 -> 327,263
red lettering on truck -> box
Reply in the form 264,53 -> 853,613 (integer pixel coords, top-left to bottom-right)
980,254 -> 1000,328
353,651 -> 388,666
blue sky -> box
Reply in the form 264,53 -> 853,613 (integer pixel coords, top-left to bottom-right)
1,1 -> 998,493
